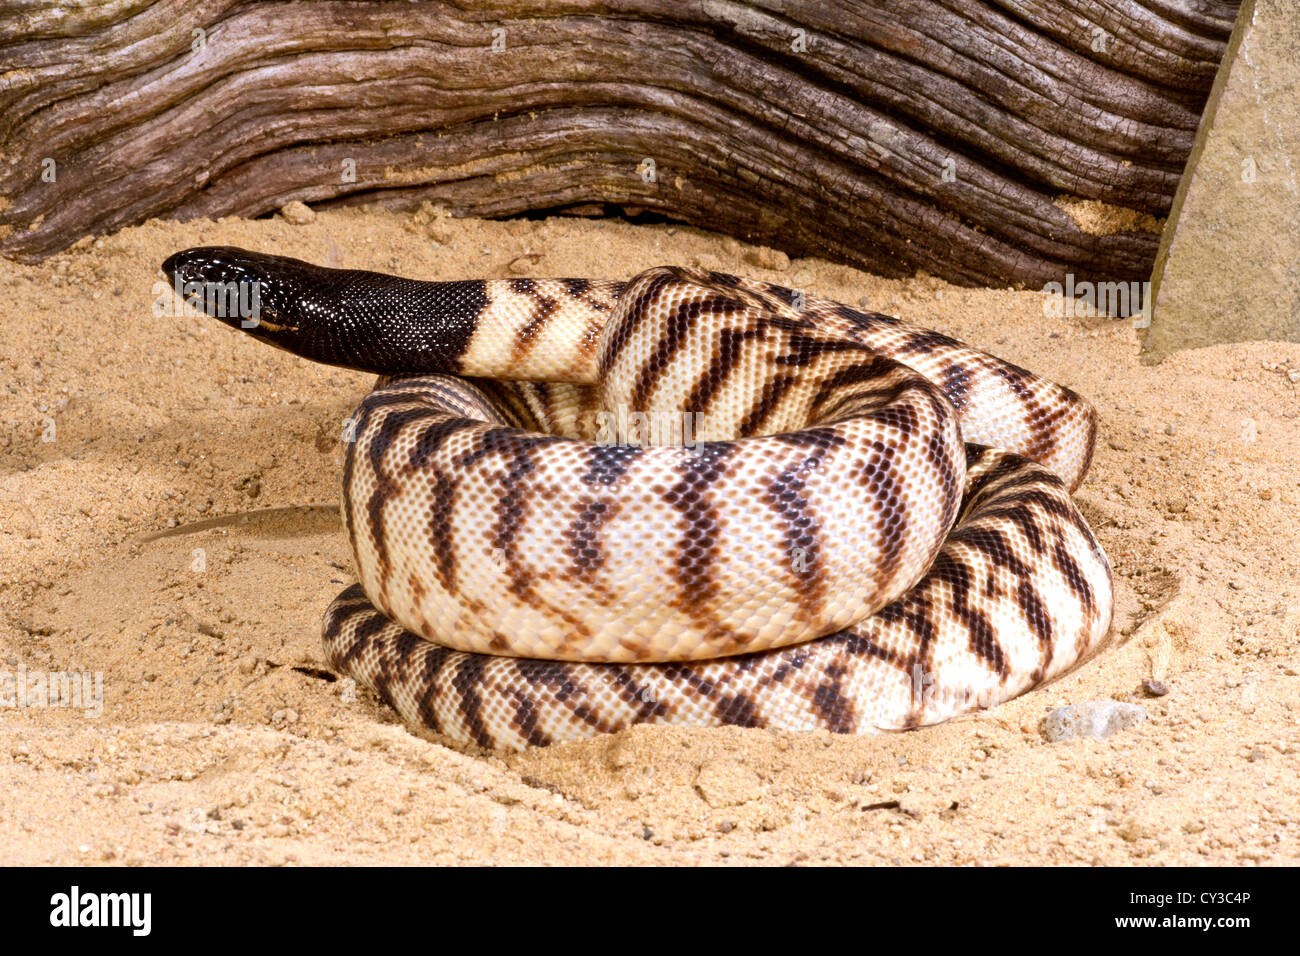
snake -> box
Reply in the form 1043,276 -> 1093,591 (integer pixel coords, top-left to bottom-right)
162,245 -> 1114,751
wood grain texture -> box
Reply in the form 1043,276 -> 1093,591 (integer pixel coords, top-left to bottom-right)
0,0 -> 1240,287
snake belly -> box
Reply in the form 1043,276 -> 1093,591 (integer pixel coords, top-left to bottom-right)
163,246 -> 1114,750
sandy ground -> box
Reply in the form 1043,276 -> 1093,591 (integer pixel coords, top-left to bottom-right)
0,207 -> 1296,866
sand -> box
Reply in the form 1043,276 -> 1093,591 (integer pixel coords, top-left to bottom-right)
1,207 -> 1296,866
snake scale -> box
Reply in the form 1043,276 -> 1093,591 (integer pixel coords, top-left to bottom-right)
163,246 -> 1114,751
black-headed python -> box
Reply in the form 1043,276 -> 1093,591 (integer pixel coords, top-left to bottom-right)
163,246 -> 1113,751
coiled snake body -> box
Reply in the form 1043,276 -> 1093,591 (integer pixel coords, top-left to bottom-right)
164,247 -> 1113,750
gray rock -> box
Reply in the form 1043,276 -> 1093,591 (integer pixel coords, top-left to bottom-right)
1044,701 -> 1147,742
1141,678 -> 1170,697
1143,0 -> 1300,361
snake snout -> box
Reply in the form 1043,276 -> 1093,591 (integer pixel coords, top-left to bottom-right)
161,246 -> 286,331
159,246 -> 341,364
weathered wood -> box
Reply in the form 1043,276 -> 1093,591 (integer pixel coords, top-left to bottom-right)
0,1 -> 1240,288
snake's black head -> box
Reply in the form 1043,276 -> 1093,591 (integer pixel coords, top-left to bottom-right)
161,245 -> 333,350
162,245 -> 480,375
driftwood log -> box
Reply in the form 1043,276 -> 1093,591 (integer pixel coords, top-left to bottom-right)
1,0 -> 1239,289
